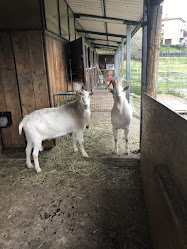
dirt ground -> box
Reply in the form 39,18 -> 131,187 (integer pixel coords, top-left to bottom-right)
0,112 -> 152,249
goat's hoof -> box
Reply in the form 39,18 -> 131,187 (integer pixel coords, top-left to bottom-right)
36,168 -> 42,173
124,152 -> 129,155
27,164 -> 34,169
83,154 -> 89,158
74,148 -> 78,152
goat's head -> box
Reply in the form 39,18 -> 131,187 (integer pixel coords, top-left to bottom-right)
76,89 -> 93,109
108,79 -> 129,103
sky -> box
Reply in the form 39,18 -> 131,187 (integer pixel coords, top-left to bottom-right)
162,0 -> 187,22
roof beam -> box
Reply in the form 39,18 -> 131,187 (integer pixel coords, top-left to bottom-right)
93,43 -> 118,48
94,46 -> 116,51
86,38 -> 121,44
74,13 -> 141,26
76,29 -> 127,38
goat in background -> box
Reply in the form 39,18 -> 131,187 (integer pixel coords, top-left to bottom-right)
108,78 -> 133,155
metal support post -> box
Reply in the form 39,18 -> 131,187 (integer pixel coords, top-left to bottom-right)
140,0 -> 148,146
126,25 -> 131,102
121,38 -> 124,78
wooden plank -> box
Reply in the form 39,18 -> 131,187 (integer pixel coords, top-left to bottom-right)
27,30 -> 50,110
11,31 -> 36,116
0,61 -> 12,148
0,32 -> 25,148
62,42 -> 71,91
141,94 -> 187,249
27,30 -> 53,148
45,34 -> 56,106
44,32 -> 72,106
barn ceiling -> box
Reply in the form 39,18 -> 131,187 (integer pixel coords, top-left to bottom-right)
66,0 -> 143,52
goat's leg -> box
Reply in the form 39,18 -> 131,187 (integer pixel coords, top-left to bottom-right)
113,127 -> 118,154
124,128 -> 129,155
76,132 -> 89,157
25,140 -> 34,169
33,142 -> 42,173
72,133 -> 78,152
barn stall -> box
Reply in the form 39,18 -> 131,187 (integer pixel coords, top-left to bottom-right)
0,0 -> 187,249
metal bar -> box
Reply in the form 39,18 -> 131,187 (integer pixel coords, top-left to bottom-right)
86,38 -> 120,44
76,29 -> 127,38
140,0 -> 147,147
67,5 -> 70,41
94,46 -> 116,51
94,43 -> 118,48
74,13 -> 141,26
126,25 -> 131,102
121,38 -> 124,77
57,0 -> 61,37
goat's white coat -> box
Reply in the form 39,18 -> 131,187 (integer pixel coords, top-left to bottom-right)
110,85 -> 133,154
19,90 -> 92,173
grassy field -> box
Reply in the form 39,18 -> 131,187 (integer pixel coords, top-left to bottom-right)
123,57 -> 187,97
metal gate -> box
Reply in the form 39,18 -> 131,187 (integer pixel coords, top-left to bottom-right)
53,89 -> 113,112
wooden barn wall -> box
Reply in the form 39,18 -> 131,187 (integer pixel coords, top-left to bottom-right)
45,33 -> 71,106
140,94 -> 187,249
0,30 -> 51,149
0,32 -> 25,148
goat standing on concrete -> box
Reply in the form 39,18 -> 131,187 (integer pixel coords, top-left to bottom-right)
19,89 -> 93,173
109,79 -> 133,155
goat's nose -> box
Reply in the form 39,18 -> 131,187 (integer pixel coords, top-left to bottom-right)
85,104 -> 88,109
117,96 -> 121,100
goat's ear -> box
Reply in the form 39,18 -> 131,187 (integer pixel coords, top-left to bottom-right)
76,90 -> 80,97
123,85 -> 129,91
108,88 -> 114,93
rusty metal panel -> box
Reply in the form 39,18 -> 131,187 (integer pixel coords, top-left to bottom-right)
140,94 -> 187,249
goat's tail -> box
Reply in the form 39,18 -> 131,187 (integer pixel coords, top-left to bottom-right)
19,118 -> 26,135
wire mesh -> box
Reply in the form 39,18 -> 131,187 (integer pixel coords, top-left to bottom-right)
53,91 -> 77,107
91,89 -> 114,112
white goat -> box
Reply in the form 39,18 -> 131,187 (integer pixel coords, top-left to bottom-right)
19,89 -> 93,173
109,79 -> 133,155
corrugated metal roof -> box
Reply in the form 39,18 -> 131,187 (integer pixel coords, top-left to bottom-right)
66,0 -> 143,52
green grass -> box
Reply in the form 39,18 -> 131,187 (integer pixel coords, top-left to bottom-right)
159,57 -> 187,72
160,45 -> 187,53
123,58 -> 187,97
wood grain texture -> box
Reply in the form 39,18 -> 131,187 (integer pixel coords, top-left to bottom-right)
141,94 -> 187,249
0,32 -> 25,148
45,33 -> 71,106
27,31 -> 50,110
12,31 -> 36,116
146,4 -> 162,98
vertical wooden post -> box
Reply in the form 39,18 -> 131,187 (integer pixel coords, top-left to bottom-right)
145,1 -> 162,98
121,38 -> 124,78
126,25 -> 131,102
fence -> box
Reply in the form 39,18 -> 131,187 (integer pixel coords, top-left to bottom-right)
129,68 -> 187,116
160,52 -> 187,57
53,89 -> 114,112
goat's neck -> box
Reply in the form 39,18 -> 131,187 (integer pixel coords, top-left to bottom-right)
114,98 -> 128,114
